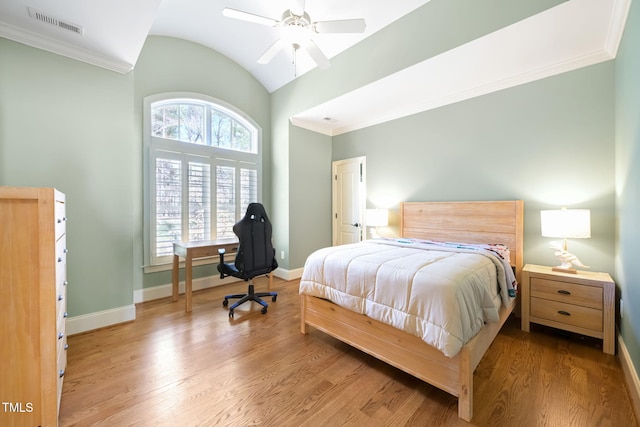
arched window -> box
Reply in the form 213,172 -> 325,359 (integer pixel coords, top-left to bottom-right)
144,93 -> 261,267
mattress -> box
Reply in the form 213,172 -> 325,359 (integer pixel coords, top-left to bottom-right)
299,238 -> 516,357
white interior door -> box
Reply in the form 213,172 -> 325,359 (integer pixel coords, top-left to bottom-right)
332,157 -> 366,246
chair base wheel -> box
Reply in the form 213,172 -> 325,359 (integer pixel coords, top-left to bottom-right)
222,281 -> 277,317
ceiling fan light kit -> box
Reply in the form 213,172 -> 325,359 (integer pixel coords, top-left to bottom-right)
222,2 -> 365,71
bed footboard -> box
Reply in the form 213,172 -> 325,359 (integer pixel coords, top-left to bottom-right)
300,293 -> 517,421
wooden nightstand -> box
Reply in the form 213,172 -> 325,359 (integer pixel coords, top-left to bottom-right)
521,264 -> 615,355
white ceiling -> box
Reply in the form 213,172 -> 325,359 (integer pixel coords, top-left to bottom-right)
0,0 -> 631,137
0,0 -> 429,92
0,0 -> 161,73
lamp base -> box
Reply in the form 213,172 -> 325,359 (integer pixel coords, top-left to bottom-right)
552,266 -> 577,274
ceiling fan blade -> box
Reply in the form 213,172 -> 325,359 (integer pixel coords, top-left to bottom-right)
304,39 -> 331,69
222,8 -> 279,27
289,0 -> 306,16
258,39 -> 285,64
314,19 -> 366,34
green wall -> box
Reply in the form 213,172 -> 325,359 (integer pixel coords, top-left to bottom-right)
615,0 -> 640,382
332,62 -> 616,274
0,39 -> 135,316
132,36 -> 272,290
0,35 -> 270,315
288,125 -> 332,268
271,0 -> 563,270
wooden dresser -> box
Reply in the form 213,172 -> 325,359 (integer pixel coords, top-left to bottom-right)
521,264 -> 615,354
0,187 -> 68,426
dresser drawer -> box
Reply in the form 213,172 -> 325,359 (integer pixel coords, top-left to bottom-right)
55,201 -> 66,240
56,277 -> 68,304
530,277 -> 602,309
57,298 -> 67,332
57,327 -> 67,368
57,338 -> 67,409
56,234 -> 67,286
56,300 -> 67,369
531,297 -> 603,332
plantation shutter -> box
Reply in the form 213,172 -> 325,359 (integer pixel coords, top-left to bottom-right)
216,165 -> 236,239
216,165 -> 258,239
155,158 -> 182,258
241,167 -> 258,212
188,161 -> 211,241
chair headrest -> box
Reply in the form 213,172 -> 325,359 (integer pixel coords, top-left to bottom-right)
244,203 -> 269,222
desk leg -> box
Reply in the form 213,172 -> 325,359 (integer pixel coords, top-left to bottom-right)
172,254 -> 179,302
185,254 -> 193,313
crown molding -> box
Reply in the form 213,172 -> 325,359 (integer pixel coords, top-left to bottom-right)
0,21 -> 133,74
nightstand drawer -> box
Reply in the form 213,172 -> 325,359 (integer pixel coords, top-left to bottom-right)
531,277 -> 602,309
531,297 -> 603,332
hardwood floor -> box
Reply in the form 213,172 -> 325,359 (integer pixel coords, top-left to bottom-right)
60,277 -> 637,426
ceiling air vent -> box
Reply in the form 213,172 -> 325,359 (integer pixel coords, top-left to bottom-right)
28,7 -> 84,35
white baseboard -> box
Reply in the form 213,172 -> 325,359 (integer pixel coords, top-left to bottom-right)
618,331 -> 640,419
133,274 -> 239,303
67,268 -> 303,335
134,268 -> 303,304
66,305 -> 136,336
275,267 -> 304,281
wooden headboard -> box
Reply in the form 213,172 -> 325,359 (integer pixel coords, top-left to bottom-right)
400,201 -> 524,281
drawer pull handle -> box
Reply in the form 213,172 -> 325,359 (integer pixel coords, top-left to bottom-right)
64,248 -> 69,254
58,294 -> 64,301
59,369 -> 65,378
58,257 -> 63,263
64,280 -> 68,286
58,332 -> 64,340
64,312 -> 68,318
558,310 -> 571,316
65,344 -> 69,351
557,290 -> 571,295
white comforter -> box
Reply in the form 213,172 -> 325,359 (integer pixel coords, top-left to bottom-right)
299,239 -> 515,357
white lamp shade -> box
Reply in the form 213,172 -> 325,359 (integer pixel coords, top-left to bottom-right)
541,209 -> 591,238
365,209 -> 389,227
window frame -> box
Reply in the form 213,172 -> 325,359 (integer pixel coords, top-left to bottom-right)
143,92 -> 262,271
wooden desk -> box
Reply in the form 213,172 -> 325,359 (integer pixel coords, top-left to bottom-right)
172,239 -> 239,312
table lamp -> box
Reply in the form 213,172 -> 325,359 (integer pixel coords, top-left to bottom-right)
540,207 -> 591,273
365,208 -> 388,239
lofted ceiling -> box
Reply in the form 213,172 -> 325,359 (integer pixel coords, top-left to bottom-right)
0,0 -> 429,92
0,0 -> 631,136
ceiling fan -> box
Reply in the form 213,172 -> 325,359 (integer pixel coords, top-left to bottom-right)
222,1 -> 366,70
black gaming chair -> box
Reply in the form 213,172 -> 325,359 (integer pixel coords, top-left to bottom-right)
217,203 -> 278,318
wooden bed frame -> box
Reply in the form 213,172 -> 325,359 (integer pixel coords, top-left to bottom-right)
300,200 -> 524,422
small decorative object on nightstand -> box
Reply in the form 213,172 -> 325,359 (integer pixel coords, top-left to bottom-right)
521,264 -> 615,354
540,207 -> 591,273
